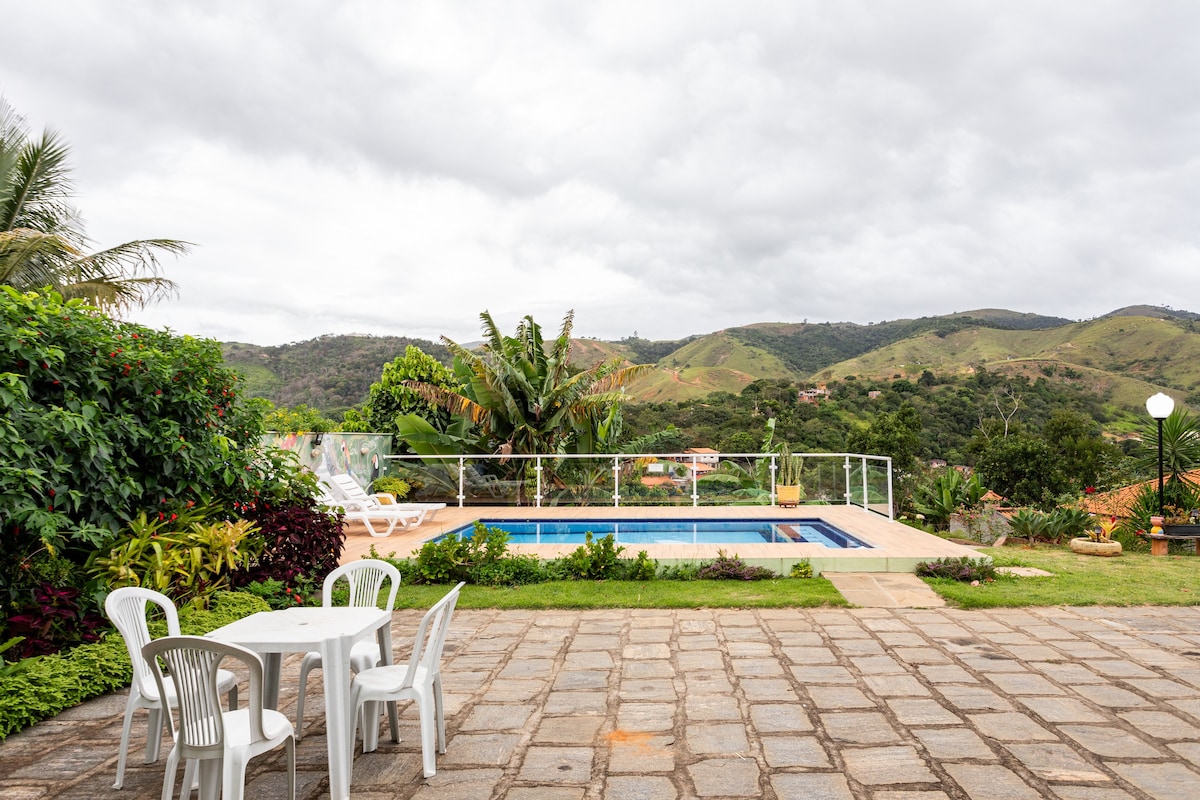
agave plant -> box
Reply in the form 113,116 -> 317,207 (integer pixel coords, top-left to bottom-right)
1044,507 -> 1093,544
1006,508 -> 1049,547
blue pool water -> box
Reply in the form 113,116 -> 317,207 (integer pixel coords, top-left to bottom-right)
444,519 -> 872,549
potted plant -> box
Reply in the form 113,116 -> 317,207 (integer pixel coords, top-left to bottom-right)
1163,505 -> 1200,534
1069,515 -> 1122,556
775,442 -> 805,508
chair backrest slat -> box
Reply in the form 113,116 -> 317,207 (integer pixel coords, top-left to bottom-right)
322,560 -> 402,610
143,636 -> 267,758
106,588 -> 181,702
401,582 -> 464,688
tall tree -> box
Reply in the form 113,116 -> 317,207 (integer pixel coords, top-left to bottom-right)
0,99 -> 188,313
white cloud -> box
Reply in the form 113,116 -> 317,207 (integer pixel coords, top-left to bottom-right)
2,1 -> 1198,345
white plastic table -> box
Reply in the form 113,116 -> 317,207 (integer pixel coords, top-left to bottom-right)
206,605 -> 393,800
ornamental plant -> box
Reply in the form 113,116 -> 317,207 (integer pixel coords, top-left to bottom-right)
0,289 -> 303,648
1088,516 -> 1119,543
87,509 -> 262,609
777,441 -> 804,487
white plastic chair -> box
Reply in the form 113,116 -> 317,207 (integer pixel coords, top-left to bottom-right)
294,560 -> 402,740
143,636 -> 295,800
105,587 -> 238,790
351,581 -> 465,778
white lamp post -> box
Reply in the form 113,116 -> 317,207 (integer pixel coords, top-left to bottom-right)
1146,392 -> 1176,517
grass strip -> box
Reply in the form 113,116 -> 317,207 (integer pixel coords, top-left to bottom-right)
390,578 -> 848,609
924,546 -> 1200,608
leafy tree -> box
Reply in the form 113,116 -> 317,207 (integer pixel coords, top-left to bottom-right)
974,432 -> 1068,509
846,404 -> 923,477
0,100 -> 188,313
263,403 -> 337,433
1041,410 -> 1125,491
342,345 -> 461,443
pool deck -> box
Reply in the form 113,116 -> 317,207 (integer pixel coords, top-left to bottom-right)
341,505 -> 984,575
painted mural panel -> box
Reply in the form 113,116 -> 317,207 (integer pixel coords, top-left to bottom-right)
263,432 -> 391,491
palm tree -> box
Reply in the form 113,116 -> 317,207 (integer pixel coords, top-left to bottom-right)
1138,407 -> 1200,486
0,99 -> 188,313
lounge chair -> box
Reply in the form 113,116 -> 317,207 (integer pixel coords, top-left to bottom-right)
464,465 -> 523,498
326,473 -> 447,535
318,479 -> 425,538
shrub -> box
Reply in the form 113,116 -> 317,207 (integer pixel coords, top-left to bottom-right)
790,560 -> 814,579
698,551 -> 777,581
468,556 -> 546,587
240,577 -> 317,609
658,562 -> 702,581
233,499 -> 345,587
915,557 -> 997,582
4,582 -> 106,659
88,510 -> 262,609
413,523 -> 512,584
620,551 -> 658,581
1,289 -> 291,647
561,533 -> 625,580
0,591 -> 268,740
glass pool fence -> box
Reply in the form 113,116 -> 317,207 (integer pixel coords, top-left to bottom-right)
377,452 -> 894,520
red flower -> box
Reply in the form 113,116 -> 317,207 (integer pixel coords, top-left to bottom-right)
1084,486 -> 1096,494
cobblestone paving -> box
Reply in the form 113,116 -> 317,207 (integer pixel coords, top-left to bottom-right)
4,606 -> 1200,799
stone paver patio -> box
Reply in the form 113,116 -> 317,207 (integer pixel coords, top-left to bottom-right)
4,605 -> 1200,799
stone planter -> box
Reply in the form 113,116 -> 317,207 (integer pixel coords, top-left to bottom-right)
1069,537 -> 1122,557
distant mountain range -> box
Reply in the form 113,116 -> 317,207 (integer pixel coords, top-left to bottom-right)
222,305 -> 1200,415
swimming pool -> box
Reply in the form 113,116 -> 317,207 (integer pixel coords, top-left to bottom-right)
444,518 -> 873,549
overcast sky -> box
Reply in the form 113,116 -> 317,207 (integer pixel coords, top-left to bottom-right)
3,1 -> 1198,346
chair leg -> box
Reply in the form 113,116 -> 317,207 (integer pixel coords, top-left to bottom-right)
198,759 -> 221,800
145,706 -> 164,762
223,752 -> 248,800
160,747 -> 181,800
295,663 -> 311,741
113,697 -> 138,787
434,676 -> 447,753
286,736 -> 297,800
417,692 -> 437,778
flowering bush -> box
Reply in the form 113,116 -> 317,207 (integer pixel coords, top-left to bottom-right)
0,289 -> 311,650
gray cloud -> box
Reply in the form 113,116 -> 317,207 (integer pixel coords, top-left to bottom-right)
2,1 -> 1197,345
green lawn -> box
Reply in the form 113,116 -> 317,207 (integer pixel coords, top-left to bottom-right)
924,545 -> 1200,608
392,578 -> 848,610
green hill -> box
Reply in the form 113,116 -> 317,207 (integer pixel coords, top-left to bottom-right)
218,306 -> 1200,415
222,335 -> 450,413
811,315 -> 1200,416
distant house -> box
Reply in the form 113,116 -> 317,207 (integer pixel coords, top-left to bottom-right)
798,386 -> 830,405
867,390 -> 883,399
682,447 -> 720,465
929,459 -> 948,469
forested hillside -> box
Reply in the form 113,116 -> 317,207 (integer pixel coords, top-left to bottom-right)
222,335 -> 450,415
219,306 -> 1198,423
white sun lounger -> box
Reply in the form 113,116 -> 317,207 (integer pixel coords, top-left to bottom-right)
324,473 -> 447,537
